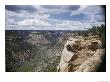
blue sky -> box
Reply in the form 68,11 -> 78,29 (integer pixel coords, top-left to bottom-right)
5,5 -> 105,30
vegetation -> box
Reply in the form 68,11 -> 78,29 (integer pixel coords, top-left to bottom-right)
77,24 -> 106,48
89,24 -> 106,48
5,24 -> 105,72
5,30 -> 37,71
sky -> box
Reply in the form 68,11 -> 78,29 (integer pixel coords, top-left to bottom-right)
5,5 -> 105,30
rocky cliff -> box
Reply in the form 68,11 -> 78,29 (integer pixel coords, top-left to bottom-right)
57,36 -> 105,72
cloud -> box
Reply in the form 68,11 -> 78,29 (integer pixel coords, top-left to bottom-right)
6,17 -> 104,30
5,5 -> 37,13
33,5 -> 80,15
70,5 -> 105,22
16,18 -> 51,26
5,5 -> 105,30
5,9 -> 50,20
70,6 -> 88,16
5,18 -> 16,26
42,5 -> 80,11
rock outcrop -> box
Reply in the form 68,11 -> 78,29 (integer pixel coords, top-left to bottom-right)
57,36 -> 105,72
75,49 -> 105,72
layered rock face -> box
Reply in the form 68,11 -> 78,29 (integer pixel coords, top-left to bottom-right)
57,36 -> 105,72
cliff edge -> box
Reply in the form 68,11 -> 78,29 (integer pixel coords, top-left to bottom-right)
57,36 -> 105,72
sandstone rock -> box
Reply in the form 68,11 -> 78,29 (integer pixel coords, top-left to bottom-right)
75,49 -> 105,72
57,36 -> 105,72
57,38 -> 77,72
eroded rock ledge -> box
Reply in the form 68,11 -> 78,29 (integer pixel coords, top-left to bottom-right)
57,36 -> 105,72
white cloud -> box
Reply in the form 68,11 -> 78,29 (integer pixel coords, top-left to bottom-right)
70,6 -> 104,23
5,5 -> 105,30
6,17 -> 104,30
5,10 -> 50,20
70,5 -> 88,15
80,5 -> 88,10
5,18 -> 16,26
71,6 -> 102,15
33,5 -> 80,15
17,18 -> 51,26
